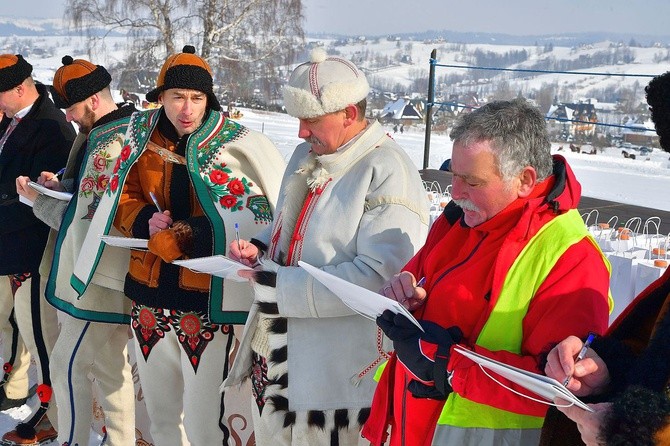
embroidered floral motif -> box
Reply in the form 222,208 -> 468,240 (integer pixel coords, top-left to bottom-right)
246,195 -> 272,224
251,353 -> 269,414
168,310 -> 219,373
79,149 -> 113,198
108,113 -> 152,195
131,304 -> 171,361
203,162 -> 255,211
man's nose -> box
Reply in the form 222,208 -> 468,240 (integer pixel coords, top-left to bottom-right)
450,177 -> 464,200
298,122 -> 310,139
182,100 -> 193,114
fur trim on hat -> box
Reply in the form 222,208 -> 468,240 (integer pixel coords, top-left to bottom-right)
0,54 -> 33,92
51,55 -> 112,109
146,45 -> 221,111
282,49 -> 369,119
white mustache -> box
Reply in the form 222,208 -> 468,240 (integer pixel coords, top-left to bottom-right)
452,198 -> 479,212
305,136 -> 324,146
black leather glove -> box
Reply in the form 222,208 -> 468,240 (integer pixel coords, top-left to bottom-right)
377,310 -> 462,398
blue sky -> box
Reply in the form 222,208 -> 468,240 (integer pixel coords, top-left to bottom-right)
6,0 -> 670,37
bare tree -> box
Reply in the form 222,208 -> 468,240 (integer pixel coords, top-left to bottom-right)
66,0 -> 192,58
196,0 -> 303,104
66,0 -> 304,104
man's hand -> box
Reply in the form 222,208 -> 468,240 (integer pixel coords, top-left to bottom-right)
555,400 -> 611,446
377,310 -> 462,398
380,271 -> 427,311
36,171 -> 65,191
149,210 -> 173,236
229,238 -> 260,267
545,335 -> 610,396
15,176 -> 39,202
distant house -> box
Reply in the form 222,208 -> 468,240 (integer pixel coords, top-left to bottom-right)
380,97 -> 423,126
621,118 -> 658,146
546,102 -> 598,139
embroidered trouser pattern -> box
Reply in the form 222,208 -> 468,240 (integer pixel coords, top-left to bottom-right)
12,272 -> 60,426
0,275 -> 31,399
50,314 -> 135,446
131,303 -> 234,446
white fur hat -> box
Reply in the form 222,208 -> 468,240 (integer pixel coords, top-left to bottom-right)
283,47 -> 370,119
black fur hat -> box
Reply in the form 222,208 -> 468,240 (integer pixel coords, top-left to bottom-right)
0,54 -> 32,92
145,45 -> 220,111
645,71 -> 670,152
51,55 -> 112,109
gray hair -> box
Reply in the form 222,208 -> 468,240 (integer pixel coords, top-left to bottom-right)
449,98 -> 553,182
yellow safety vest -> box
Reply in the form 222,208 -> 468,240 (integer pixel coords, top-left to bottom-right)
437,209 -> 612,429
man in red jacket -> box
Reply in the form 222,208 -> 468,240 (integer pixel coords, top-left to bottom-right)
362,98 -> 612,446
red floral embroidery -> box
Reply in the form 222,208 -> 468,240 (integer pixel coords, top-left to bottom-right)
110,176 -> 119,193
228,178 -> 245,196
96,174 -> 109,190
80,177 -> 95,192
113,157 -> 121,174
120,145 -> 131,161
209,169 -> 229,185
219,195 -> 238,208
93,154 -> 108,172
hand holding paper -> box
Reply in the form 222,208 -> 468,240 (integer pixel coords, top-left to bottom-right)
378,310 -> 462,398
454,346 -> 594,412
297,260 -> 423,331
27,181 -> 73,201
173,255 -> 254,282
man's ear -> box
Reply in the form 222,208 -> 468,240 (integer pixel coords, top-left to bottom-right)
517,166 -> 537,198
89,93 -> 100,110
343,104 -> 359,125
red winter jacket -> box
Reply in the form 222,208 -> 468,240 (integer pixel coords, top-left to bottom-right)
362,156 -> 611,446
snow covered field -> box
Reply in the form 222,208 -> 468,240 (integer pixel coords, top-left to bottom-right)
236,107 -> 670,212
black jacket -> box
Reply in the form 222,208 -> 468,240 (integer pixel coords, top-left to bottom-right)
0,83 -> 75,274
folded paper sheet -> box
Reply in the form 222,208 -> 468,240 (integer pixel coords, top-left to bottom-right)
100,235 -> 149,249
298,260 -> 423,331
173,255 -> 253,282
454,346 -> 594,412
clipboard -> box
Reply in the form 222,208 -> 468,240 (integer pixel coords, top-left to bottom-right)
298,260 -> 424,331
453,346 -> 594,412
28,181 -> 73,201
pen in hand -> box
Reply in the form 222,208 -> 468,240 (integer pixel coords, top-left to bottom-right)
149,191 -> 163,213
416,276 -> 426,287
563,332 -> 597,386
234,222 -> 241,253
46,167 -> 66,182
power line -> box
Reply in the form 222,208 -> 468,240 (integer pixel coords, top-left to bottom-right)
432,63 -> 657,79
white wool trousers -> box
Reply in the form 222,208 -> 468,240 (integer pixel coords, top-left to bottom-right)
131,305 -> 233,446
12,272 -> 60,425
50,314 -> 135,446
0,276 -> 31,400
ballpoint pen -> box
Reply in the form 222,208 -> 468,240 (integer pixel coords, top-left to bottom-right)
149,191 -> 163,213
416,276 -> 426,287
563,332 -> 597,386
234,222 -> 241,253
50,167 -> 66,181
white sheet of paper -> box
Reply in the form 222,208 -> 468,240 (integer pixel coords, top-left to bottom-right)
453,346 -> 594,412
19,195 -> 34,207
298,260 -> 424,331
173,255 -> 253,282
28,181 -> 73,201
100,235 -> 149,249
